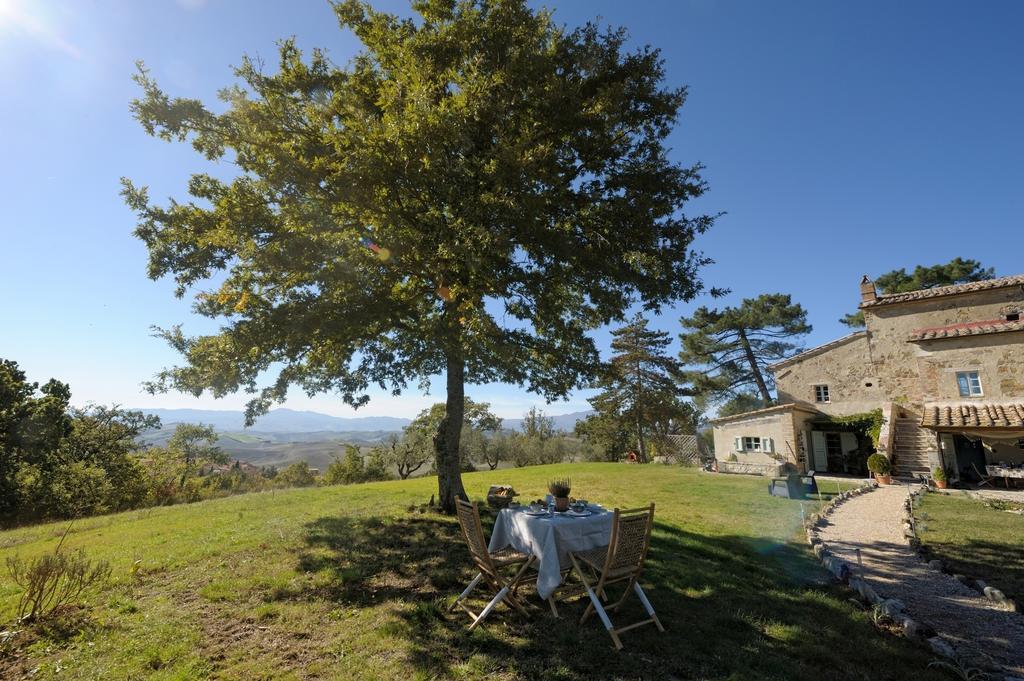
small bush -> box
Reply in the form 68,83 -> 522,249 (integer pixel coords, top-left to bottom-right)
866,453 -> 891,475
932,467 -> 947,482
6,549 -> 111,622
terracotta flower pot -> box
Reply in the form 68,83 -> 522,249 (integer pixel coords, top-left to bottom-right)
875,473 -> 892,485
554,496 -> 570,512
935,480 -> 948,489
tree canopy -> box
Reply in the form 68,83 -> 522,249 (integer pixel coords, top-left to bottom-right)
679,294 -> 810,406
123,0 -> 715,511
840,258 -> 996,327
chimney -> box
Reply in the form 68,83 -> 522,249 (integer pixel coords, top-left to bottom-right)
859,275 -> 877,303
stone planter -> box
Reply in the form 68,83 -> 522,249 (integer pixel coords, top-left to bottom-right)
875,473 -> 892,485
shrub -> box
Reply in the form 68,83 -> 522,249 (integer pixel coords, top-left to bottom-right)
6,548 -> 111,622
866,453 -> 891,475
276,461 -> 316,487
323,446 -> 366,485
932,467 -> 947,482
363,449 -> 392,482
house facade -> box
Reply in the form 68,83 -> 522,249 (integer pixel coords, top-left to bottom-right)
712,274 -> 1024,478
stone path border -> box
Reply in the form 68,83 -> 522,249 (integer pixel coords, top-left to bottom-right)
803,483 -> 1024,681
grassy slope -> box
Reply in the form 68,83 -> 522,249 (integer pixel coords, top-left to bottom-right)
0,464 -> 944,680
917,492 -> 1024,601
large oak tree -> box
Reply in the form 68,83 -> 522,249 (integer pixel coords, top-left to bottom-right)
123,0 -> 715,512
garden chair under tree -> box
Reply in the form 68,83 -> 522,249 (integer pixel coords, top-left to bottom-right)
568,503 -> 664,650
450,498 -> 536,629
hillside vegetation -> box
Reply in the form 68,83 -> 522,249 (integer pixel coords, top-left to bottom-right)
0,465 -> 943,680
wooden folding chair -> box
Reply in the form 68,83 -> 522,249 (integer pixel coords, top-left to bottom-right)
568,503 -> 664,650
450,498 -> 536,630
972,463 -> 995,488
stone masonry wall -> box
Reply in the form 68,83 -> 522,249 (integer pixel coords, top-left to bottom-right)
774,334 -> 883,416
865,286 -> 1024,408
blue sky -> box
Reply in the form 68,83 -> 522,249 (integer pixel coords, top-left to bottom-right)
1,0 -> 1022,419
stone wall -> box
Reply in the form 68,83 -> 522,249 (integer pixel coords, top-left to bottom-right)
864,286 -> 1024,408
771,285 -> 1024,420
712,409 -> 806,470
774,334 -> 884,416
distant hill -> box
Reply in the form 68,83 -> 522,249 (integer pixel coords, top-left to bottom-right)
135,406 -> 594,471
136,407 -> 594,434
136,408 -> 411,433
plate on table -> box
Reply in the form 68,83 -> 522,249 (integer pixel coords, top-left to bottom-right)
523,508 -> 549,516
567,509 -> 592,517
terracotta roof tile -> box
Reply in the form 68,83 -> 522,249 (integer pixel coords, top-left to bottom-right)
861,274 -> 1024,308
710,402 -> 822,425
909,318 -> 1024,341
921,402 -> 1024,428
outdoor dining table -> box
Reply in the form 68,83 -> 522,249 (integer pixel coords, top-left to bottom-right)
986,465 -> 1024,487
489,505 -> 614,600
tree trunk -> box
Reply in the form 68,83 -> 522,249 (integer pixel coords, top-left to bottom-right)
635,417 -> 648,463
738,327 -> 772,403
435,346 -> 467,514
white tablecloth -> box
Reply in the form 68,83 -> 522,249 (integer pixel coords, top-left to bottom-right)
489,506 -> 613,599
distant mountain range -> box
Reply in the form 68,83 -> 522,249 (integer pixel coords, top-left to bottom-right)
136,408 -> 408,433
135,407 -> 594,434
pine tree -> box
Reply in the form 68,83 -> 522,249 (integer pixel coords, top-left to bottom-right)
588,315 -> 688,463
840,258 -> 995,327
679,294 -> 810,405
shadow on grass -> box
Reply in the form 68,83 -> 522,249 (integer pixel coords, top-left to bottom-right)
297,512 -> 944,681
921,538 -> 1024,602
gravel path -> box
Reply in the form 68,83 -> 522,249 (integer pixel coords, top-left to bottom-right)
817,484 -> 1024,674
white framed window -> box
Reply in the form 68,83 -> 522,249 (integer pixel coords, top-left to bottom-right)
814,384 -> 830,403
956,371 -> 983,397
736,436 -> 762,452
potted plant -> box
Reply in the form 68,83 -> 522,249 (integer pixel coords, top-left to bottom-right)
867,453 -> 892,485
933,467 -> 948,489
548,479 -> 571,511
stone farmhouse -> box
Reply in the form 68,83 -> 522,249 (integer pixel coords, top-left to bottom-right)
712,274 -> 1024,480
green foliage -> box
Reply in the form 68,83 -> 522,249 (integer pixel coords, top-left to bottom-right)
575,412 -> 631,462
0,360 -> 164,523
323,445 -> 366,486
866,453 -> 891,475
714,393 -> 770,418
932,467 -> 947,482
587,314 -> 692,463
827,409 -> 884,449
404,398 -> 500,472
507,432 -> 575,467
521,407 -> 555,441
840,258 -> 996,327
679,294 -> 811,405
276,461 -> 317,488
123,0 -> 715,512
324,444 -> 392,486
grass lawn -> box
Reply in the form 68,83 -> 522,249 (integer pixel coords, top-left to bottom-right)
0,464 -> 946,680
916,492 -> 1024,602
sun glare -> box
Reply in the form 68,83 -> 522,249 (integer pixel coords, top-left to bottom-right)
0,0 -> 82,58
